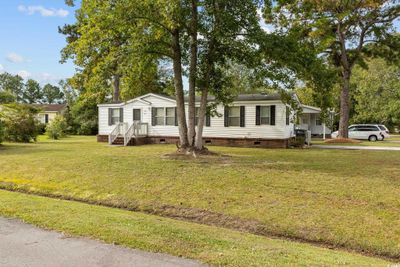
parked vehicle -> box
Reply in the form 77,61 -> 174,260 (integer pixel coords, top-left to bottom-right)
331,124 -> 386,141
378,124 -> 390,137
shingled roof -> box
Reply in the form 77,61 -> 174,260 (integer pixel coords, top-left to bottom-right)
30,104 -> 67,112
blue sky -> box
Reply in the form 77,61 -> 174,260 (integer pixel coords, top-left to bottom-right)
0,0 -> 77,85
0,2 -> 398,87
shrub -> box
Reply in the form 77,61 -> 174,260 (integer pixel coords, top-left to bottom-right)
0,120 -> 4,144
45,115 -> 68,140
0,104 -> 40,143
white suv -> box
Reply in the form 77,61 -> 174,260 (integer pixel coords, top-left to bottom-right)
331,124 -> 386,141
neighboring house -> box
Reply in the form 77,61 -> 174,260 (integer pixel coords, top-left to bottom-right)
31,104 -> 67,124
97,93 -> 330,148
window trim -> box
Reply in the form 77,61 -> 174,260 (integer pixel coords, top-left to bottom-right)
153,107 -> 177,126
110,108 -> 121,125
165,107 -> 176,126
259,106 -> 271,125
228,106 -> 241,127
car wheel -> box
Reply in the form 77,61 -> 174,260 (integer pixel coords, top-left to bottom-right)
368,135 -> 377,142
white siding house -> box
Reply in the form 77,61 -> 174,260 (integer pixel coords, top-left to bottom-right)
97,93 -> 328,148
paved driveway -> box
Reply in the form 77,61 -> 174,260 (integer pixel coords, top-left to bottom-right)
0,217 -> 206,267
313,145 -> 400,151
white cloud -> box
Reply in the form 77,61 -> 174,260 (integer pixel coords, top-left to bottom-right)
18,5 -> 69,18
17,70 -> 31,79
0,64 -> 4,73
6,52 -> 26,63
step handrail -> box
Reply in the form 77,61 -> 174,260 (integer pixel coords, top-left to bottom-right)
124,123 -> 135,146
108,123 -> 123,145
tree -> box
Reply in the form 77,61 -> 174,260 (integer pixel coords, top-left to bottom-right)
351,58 -> 400,129
0,91 -> 16,104
42,84 -> 64,104
265,0 -> 400,138
22,79 -> 42,104
0,72 -> 24,102
63,0 -> 271,152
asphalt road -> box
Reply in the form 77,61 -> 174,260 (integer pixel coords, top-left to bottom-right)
0,217 -> 206,267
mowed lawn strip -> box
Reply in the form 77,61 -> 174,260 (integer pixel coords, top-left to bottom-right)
0,136 -> 399,258
312,138 -> 400,147
0,190 -> 392,267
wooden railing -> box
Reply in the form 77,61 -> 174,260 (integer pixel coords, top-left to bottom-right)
123,122 -> 149,146
108,123 -> 124,145
124,123 -> 135,146
134,122 -> 148,137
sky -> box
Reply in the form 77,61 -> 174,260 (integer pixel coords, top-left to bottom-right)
0,0 -> 77,85
0,2 -> 398,87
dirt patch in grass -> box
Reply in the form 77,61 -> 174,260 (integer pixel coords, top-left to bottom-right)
324,138 -> 362,144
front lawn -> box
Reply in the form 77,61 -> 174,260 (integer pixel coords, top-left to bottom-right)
1,136 -> 400,259
0,190 -> 390,267
312,137 -> 400,147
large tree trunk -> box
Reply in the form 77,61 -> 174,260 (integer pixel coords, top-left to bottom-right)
113,74 -> 120,102
171,29 -> 189,148
187,0 -> 198,147
338,69 -> 351,138
195,87 -> 208,149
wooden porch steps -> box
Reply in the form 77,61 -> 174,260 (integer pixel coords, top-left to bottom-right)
111,136 -> 148,146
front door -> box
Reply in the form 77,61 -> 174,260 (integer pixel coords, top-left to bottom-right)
133,109 -> 141,122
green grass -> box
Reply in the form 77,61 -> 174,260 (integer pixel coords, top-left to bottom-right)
312,137 -> 400,147
1,136 -> 400,259
0,189 -> 391,267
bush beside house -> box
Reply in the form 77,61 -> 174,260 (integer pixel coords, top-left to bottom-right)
45,115 -> 68,140
0,104 -> 40,143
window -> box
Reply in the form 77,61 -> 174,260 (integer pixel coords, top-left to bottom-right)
286,107 -> 290,125
133,109 -> 141,121
152,107 -> 176,126
357,126 -> 379,131
45,114 -> 49,124
154,108 -> 165,125
260,106 -> 270,125
256,105 -> 275,126
315,115 -> 322,126
110,108 -> 121,125
165,107 -> 175,126
228,107 -> 240,126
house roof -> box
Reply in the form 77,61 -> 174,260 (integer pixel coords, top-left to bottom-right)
31,104 -> 67,112
98,92 -> 297,107
301,104 -> 321,114
182,93 -> 288,102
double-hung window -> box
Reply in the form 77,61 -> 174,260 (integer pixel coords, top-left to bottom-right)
228,107 -> 240,127
154,108 -> 165,125
259,106 -> 270,125
165,107 -> 175,126
110,108 -> 121,125
153,107 -> 176,126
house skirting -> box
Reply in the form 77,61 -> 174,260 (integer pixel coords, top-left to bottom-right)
97,135 -> 289,148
